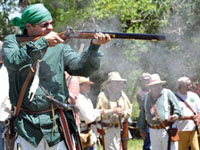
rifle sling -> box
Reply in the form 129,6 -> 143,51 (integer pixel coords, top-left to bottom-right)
175,94 -> 196,115
154,106 -> 170,133
153,95 -> 174,132
15,62 -> 37,116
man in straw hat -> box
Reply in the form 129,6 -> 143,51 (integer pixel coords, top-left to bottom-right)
0,41 -> 11,150
2,3 -> 110,150
137,73 -> 181,150
77,76 -> 104,150
175,76 -> 200,150
96,72 -> 132,150
136,72 -> 151,150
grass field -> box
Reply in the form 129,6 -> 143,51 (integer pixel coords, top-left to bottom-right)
128,138 -> 143,150
98,138 -> 143,150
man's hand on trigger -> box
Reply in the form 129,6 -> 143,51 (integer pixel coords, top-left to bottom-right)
92,32 -> 111,45
44,31 -> 64,47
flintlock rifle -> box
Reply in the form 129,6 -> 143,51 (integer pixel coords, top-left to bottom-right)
16,28 -> 166,43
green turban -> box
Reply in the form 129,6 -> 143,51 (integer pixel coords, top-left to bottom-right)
11,3 -> 52,34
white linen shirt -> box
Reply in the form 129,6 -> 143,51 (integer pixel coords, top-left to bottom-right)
78,93 -> 100,144
176,91 -> 200,131
0,64 -> 11,121
78,93 -> 100,124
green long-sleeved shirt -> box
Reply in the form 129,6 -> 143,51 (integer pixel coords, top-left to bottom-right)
137,88 -> 182,132
2,34 -> 102,147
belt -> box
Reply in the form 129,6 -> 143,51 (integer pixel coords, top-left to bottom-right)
21,108 -> 56,114
149,125 -> 165,129
149,121 -> 171,129
102,122 -> 119,128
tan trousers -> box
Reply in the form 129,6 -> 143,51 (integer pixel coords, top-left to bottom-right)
178,131 -> 199,150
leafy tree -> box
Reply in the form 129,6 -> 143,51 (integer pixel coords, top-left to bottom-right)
0,0 -> 19,40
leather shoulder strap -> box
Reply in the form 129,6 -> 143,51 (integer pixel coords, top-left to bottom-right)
175,93 -> 196,115
15,62 -> 37,116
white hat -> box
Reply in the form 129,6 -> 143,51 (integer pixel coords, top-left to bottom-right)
102,72 -> 127,86
147,74 -> 166,86
79,76 -> 94,85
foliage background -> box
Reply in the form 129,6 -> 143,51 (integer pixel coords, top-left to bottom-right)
1,0 -> 200,119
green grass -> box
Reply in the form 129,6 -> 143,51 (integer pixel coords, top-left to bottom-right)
98,138 -> 143,150
128,138 -> 143,150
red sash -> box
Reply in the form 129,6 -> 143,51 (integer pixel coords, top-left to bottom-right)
59,109 -> 83,150
59,109 -> 74,150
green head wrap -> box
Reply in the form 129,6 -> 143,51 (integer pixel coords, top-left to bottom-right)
11,3 -> 52,34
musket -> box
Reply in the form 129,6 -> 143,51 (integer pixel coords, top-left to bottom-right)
99,107 -> 105,150
16,28 -> 166,43
121,119 -> 129,150
117,102 -> 125,150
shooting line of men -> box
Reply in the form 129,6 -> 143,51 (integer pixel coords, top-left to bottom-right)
0,2 -> 200,150
137,73 -> 200,150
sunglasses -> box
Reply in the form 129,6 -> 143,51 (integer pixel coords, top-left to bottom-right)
34,21 -> 54,28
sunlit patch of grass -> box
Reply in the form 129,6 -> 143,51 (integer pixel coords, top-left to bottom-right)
97,138 -> 143,150
128,138 -> 143,150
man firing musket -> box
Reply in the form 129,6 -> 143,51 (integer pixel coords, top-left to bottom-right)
2,3 -> 110,150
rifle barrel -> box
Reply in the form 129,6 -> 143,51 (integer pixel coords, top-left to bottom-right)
63,31 -> 166,41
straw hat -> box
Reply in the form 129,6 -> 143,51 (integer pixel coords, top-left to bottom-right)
79,76 -> 94,85
102,72 -> 127,86
147,74 -> 166,86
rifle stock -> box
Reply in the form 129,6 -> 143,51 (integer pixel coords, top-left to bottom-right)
16,29 -> 166,43
122,119 -> 129,150
117,102 -> 128,150
100,107 -> 105,150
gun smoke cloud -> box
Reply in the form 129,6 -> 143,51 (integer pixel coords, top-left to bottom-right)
67,6 -> 200,105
